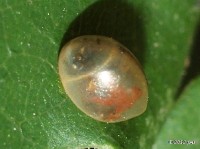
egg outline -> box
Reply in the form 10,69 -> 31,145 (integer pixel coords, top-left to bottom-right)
58,35 -> 148,123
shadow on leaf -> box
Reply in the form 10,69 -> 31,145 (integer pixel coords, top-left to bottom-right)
175,20 -> 200,98
59,0 -> 146,65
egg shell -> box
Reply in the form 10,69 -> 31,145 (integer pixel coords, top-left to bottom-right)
58,35 -> 148,123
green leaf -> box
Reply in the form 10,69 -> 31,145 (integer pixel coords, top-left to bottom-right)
0,0 -> 199,148
153,77 -> 200,149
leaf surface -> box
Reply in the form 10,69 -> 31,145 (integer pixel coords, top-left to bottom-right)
0,0 -> 199,148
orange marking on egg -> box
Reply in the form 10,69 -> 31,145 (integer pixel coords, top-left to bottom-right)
91,86 -> 142,121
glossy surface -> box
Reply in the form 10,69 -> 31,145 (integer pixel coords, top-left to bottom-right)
58,35 -> 148,123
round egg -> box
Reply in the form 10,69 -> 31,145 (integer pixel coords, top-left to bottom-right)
58,35 -> 148,123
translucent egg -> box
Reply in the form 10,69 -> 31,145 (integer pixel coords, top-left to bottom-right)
58,35 -> 148,123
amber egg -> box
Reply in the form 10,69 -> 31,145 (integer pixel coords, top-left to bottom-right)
58,35 -> 148,123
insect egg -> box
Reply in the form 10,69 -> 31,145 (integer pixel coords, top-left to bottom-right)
58,35 -> 148,123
